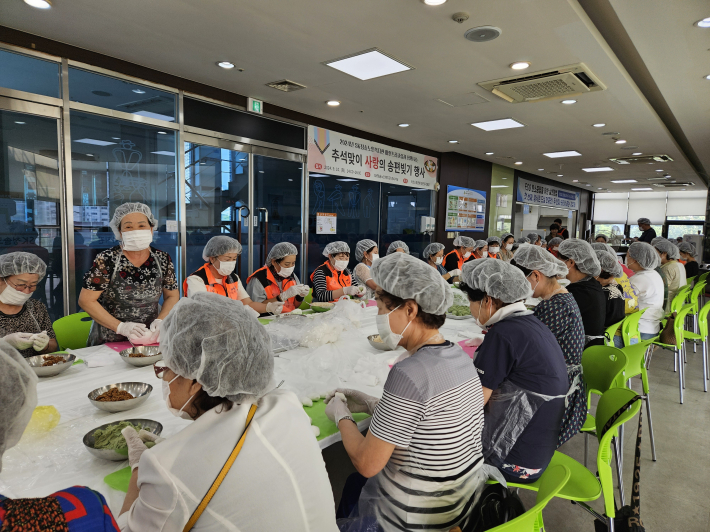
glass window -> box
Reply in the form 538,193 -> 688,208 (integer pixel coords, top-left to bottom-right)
629,224 -> 662,239
0,110 -> 64,320
380,185 -> 432,259
0,49 -> 60,98
70,111 -> 178,299
593,223 -> 625,241
184,143 -> 249,282
667,225 -> 703,240
69,68 -> 176,121
667,215 -> 704,221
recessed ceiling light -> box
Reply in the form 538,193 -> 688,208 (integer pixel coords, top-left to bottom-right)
86,154 -> 94,157
448,140 -> 459,144
543,151 -> 582,158
112,137 -> 120,140
490,185 -> 510,188
593,123 -> 606,127
632,152 -> 642,155
615,140 -> 627,144
561,99 -> 577,104
705,74 -> 710,80
611,179 -> 637,184
288,178 -> 293,181
471,118 -> 525,131
557,174 -> 564,177
217,61 -> 235,69
325,49 -> 412,80
695,17 -> 710,28
510,61 -> 530,70
514,161 -> 523,165
398,123 -> 409,128
597,187 -> 603,190
14,121 -> 25,125
259,170 -> 264,173
326,100 -> 340,106
582,167 -> 614,172
158,131 -> 168,135
74,138 -> 117,146
656,169 -> 664,172
24,0 -> 51,8
538,168 -> 544,171
485,152 -> 494,155
632,188 -> 653,191
132,89 -> 146,94
572,179 -> 579,182
422,0 -> 447,4
585,184 -> 592,186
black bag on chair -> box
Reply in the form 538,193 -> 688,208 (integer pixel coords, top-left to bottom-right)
464,483 -> 526,532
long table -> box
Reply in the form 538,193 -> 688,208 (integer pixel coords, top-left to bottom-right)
0,306 -> 481,516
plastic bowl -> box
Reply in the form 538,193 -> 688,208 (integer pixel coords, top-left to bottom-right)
367,334 -> 392,351
25,352 -> 76,377
88,382 -> 153,413
83,419 -> 163,461
118,346 -> 163,367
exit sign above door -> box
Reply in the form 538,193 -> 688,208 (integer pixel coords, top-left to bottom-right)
247,97 -> 263,114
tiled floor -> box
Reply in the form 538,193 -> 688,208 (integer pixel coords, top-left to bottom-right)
324,341 -> 710,531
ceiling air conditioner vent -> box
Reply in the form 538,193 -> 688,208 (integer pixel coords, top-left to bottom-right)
265,79 -> 307,92
478,63 -> 605,103
652,182 -> 694,188
609,154 -> 673,165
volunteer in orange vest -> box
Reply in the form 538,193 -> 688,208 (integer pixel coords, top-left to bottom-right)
183,236 -> 283,316
486,236 -> 501,259
442,236 -> 475,283
472,240 -> 489,259
246,242 -> 310,313
310,241 -> 366,302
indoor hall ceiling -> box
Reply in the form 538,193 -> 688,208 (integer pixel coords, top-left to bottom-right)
3,0 -> 708,193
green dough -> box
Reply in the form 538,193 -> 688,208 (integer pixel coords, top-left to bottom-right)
447,305 -> 471,316
93,421 -> 143,450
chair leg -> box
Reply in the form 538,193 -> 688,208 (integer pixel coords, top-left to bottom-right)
677,348 -> 684,404
703,340 -> 708,393
608,516 -> 615,532
645,394 -> 657,461
674,346 -> 678,372
613,436 -> 626,507
683,345 -> 687,389
584,433 -> 589,468
694,315 -> 698,353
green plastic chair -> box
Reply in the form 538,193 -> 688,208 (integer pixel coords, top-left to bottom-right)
53,312 -> 93,350
686,275 -> 697,287
697,300 -> 710,387
485,464 -> 571,532
580,346 -> 628,466
619,339 -> 657,461
298,288 -> 313,310
685,280 -> 706,344
620,307 -> 647,347
668,285 -> 691,315
604,318 -> 624,347
654,305 -> 695,404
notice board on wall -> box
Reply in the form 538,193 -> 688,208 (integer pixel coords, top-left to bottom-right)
445,186 -> 486,232
316,212 -> 337,234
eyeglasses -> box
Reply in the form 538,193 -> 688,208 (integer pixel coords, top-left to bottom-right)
6,279 -> 39,292
154,361 -> 168,379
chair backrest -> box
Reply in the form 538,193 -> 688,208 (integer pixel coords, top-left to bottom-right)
686,275 -> 697,287
595,388 -> 642,520
53,312 -> 93,350
621,307 -> 647,346
699,271 -> 710,284
672,305 -> 695,348
698,300 -> 710,340
582,346 -> 628,398
689,281 -> 707,309
669,286 -> 691,314
604,318 -> 625,347
486,464 -> 571,532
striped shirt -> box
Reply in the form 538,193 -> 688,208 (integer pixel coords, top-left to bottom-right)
311,267 -> 359,302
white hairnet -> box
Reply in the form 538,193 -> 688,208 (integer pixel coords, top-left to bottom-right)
548,237 -> 563,248
202,236 -> 242,261
627,242 -> 659,270
512,244 -> 568,278
109,202 -> 158,240
527,233 -> 540,243
637,217 -> 651,226
653,239 -> 680,260
590,242 -> 611,252
423,242 -> 445,259
650,237 -> 665,246
0,340 -> 38,472
595,250 -> 623,278
386,241 -> 409,255
474,240 -> 488,250
453,236 -> 475,248
558,239 -> 602,277
517,237 -> 530,244
461,258 -> 533,303
678,242 -> 695,255
161,293 -> 273,402
371,253 -> 452,315
267,242 -> 298,263
487,236 -> 501,246
501,233 -> 514,242
0,252 -> 47,281
355,239 -> 377,261
595,234 -> 608,242
323,241 -> 350,257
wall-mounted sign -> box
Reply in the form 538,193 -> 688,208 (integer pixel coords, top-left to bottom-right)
307,126 -> 438,190
316,212 -> 337,234
247,97 -> 263,114
517,177 -> 580,210
445,186 -> 486,232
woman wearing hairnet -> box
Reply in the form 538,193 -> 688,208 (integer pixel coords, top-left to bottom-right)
679,242 -> 699,278
472,239 -> 489,260
626,242 -> 665,340
246,241 -> 309,313
326,253 -> 485,531
0,253 -> 58,357
310,241 -> 365,302
548,236 -> 563,259
486,236 -> 501,259
558,239 -> 606,346
443,235 -> 475,277
510,245 -> 586,446
117,293 -> 337,531
527,232 -> 542,246
79,203 -> 179,346
385,240 -> 409,255
654,239 -> 686,313
0,342 -> 121,529
460,259 -> 569,483
595,234 -> 608,243
594,250 -> 628,347
499,233 -> 515,262
352,239 -> 379,300
423,242 -> 460,281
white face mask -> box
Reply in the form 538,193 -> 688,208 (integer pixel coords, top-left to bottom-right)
489,247 -> 500,254
0,284 -> 32,306
505,243 -> 513,251
481,251 -> 488,258
277,265 -> 295,278
472,298 -> 491,328
214,260 -> 236,276
527,272 -> 539,296
463,251 -> 472,259
334,260 -> 348,272
369,253 -> 379,263
163,376 -> 196,420
376,305 -> 412,350
121,229 -> 153,251
435,256 -> 443,265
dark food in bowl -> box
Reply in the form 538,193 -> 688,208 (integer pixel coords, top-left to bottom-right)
96,389 -> 135,402
42,355 -> 66,367
129,352 -> 160,358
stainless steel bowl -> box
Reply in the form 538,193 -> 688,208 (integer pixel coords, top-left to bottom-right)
118,346 -> 163,367
88,382 -> 153,413
83,418 -> 163,461
367,334 -> 392,351
25,352 -> 76,377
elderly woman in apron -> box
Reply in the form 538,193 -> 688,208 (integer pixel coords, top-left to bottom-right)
78,203 -> 180,346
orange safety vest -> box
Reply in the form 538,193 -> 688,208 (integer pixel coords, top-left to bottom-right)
444,249 -> 465,271
183,263 -> 241,300
310,260 -> 352,291
488,252 -> 499,259
246,265 -> 299,313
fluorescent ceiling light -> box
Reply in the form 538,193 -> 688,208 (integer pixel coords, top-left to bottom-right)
288,179 -> 293,181
24,0 -> 51,8
14,121 -> 25,125
448,140 -> 458,144
485,152 -> 494,155
471,118 -> 525,131
572,180 -> 579,182
326,100 -> 340,106
615,139 -> 626,144
217,61 -> 235,69
632,152 -> 642,155
132,89 -> 146,94
151,151 -> 175,156
111,137 -> 120,140
593,123 -> 605,127
655,169 -> 664,172
510,61 -> 530,70
582,167 -> 614,172
695,17 -> 710,28
158,131 -> 167,135
514,161 -> 523,165
337,178 -> 358,181
632,188 -> 653,191
538,168 -> 544,171
543,151 -> 582,158
422,0 -> 447,4
557,174 -> 563,177
398,123 -> 409,128
325,49 -> 412,81
309,173 -> 329,177
133,111 -> 175,122
75,138 -> 117,146
490,185 -> 510,188
561,99 -> 576,104
705,74 -> 710,80
86,154 -> 94,157
611,179 -> 637,184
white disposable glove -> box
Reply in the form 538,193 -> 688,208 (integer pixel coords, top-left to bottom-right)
266,301 -> 284,315
343,285 -> 366,297
244,305 -> 261,319
116,322 -> 149,340
449,269 -> 462,277
325,388 -> 379,415
31,331 -> 50,352
325,395 -> 354,427
149,319 -> 162,332
121,426 -> 149,471
295,284 -> 310,297
138,429 -> 165,445
3,332 -> 35,350
280,285 -> 302,301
